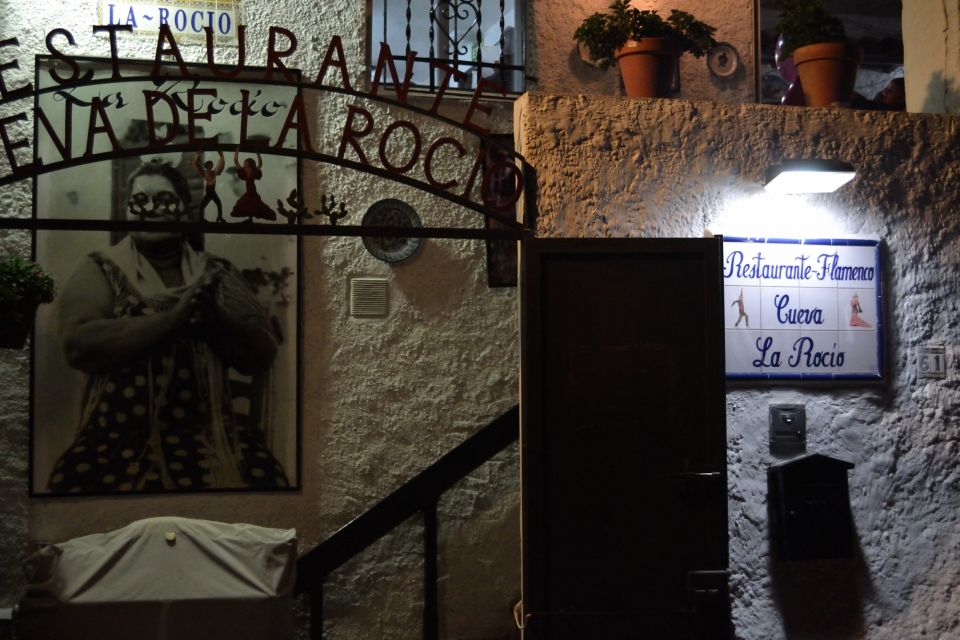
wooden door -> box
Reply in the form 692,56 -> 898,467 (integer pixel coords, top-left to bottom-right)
520,238 -> 729,639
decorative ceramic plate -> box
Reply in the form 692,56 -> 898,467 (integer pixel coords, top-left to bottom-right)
361,199 -> 423,263
707,43 -> 740,79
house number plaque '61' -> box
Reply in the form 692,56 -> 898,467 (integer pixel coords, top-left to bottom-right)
917,345 -> 947,379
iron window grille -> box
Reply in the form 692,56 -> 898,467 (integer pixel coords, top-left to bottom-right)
368,0 -> 526,96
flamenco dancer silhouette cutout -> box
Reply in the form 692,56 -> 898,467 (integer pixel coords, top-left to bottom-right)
193,150 -> 226,222
231,150 -> 276,222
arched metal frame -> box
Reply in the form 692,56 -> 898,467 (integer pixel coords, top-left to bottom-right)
0,56 -> 534,242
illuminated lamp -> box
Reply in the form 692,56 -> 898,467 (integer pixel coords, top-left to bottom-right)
764,159 -> 856,194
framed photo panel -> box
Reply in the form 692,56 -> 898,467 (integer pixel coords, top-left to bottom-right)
30,57 -> 301,495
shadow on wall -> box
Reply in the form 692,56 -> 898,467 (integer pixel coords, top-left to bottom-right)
919,70 -> 955,113
768,521 -> 873,639
567,47 -> 615,91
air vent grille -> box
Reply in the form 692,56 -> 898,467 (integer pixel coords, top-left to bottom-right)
350,277 -> 388,317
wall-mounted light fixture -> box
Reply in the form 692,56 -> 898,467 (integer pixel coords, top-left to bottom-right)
764,159 -> 856,194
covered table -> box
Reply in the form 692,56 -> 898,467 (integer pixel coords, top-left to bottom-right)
17,516 -> 296,640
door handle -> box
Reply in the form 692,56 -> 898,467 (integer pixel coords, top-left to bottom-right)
666,472 -> 722,478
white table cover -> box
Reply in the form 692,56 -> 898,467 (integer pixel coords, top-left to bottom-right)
17,516 -> 296,640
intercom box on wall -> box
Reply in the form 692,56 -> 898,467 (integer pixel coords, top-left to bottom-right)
769,404 -> 806,454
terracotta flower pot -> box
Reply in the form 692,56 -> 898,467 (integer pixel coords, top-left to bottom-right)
615,38 -> 680,98
0,302 -> 38,349
792,42 -> 862,107
0,319 -> 33,349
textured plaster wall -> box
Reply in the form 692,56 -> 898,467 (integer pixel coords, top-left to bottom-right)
0,1 -> 521,638
516,92 -> 960,639
527,0 -> 756,103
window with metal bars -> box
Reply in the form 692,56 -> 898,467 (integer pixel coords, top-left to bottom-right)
368,0 -> 525,95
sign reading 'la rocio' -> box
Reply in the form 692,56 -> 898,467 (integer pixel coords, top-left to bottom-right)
724,238 -> 883,380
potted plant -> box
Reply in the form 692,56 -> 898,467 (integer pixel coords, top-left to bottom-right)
0,255 -> 55,348
774,0 -> 861,107
574,0 -> 717,98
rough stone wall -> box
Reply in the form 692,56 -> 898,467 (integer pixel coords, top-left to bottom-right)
516,92 -> 960,639
527,0 -> 756,103
0,2 -> 520,638
0,335 -> 30,609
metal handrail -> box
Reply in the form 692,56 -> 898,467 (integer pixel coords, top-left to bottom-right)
295,405 -> 519,639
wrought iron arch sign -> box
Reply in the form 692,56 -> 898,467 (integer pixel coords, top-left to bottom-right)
4,24 -> 535,497
0,25 -> 534,241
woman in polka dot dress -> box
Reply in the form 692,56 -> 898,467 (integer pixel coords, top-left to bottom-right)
47,161 -> 289,494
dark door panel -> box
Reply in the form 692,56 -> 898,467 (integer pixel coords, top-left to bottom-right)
521,239 -> 728,639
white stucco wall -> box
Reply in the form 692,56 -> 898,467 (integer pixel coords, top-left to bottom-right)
0,2 -> 521,639
8,2 -> 952,640
516,92 -> 960,639
902,0 -> 960,113
528,0 -> 756,103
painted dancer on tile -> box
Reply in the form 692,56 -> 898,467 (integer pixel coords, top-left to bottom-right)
732,288 -> 750,327
849,293 -> 871,328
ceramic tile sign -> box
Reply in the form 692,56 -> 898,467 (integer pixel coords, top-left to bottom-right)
98,1 -> 242,43
724,238 -> 883,380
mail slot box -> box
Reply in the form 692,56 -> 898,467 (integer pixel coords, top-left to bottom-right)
767,454 -> 855,561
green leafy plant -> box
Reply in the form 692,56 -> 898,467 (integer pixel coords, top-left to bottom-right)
574,0 -> 717,69
0,256 -> 55,325
774,0 -> 847,59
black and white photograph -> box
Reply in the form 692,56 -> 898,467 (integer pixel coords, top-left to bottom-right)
30,58 -> 300,495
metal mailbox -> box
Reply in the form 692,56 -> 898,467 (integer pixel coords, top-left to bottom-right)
767,454 -> 856,561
